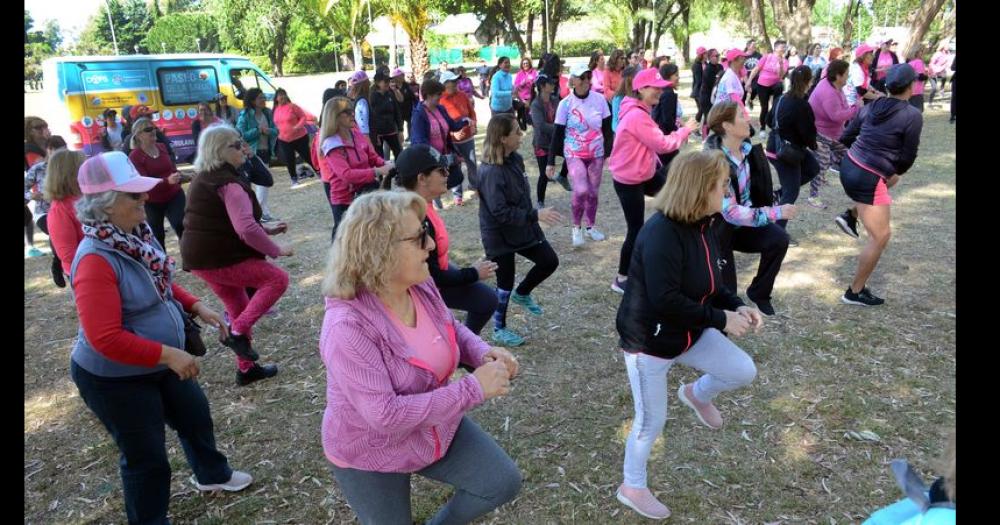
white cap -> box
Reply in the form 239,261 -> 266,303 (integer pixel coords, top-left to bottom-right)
570,63 -> 590,78
439,71 -> 459,83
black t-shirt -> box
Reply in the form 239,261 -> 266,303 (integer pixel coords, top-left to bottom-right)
744,52 -> 763,73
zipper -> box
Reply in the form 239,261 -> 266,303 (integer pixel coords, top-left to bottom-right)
111,246 -> 183,341
431,426 -> 442,461
683,224 -> 717,353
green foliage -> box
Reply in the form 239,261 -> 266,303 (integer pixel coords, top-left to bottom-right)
141,12 -> 221,53
530,39 -> 617,59
285,15 -> 338,74
24,10 -> 60,81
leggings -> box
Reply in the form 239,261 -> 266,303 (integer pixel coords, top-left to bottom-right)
756,82 -> 784,130
810,134 -> 847,198
770,150 -> 820,229
35,215 -> 64,281
513,100 -> 529,131
565,157 -> 605,227
375,133 -> 403,161
452,139 -> 479,191
493,241 -> 559,295
276,134 -> 315,183
144,191 -> 186,251
535,154 -> 568,206
613,172 -> 666,276
437,268 -> 498,335
331,203 -> 350,242
24,203 -> 34,247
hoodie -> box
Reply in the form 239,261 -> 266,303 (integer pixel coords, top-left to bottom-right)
609,97 -> 691,185
839,97 -> 922,179
322,128 -> 385,205
809,77 -> 860,140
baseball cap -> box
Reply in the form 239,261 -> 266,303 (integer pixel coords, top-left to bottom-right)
439,71 -> 459,83
569,63 -> 591,78
129,105 -> 154,120
885,63 -> 917,91
632,68 -> 670,91
391,68 -> 406,78
348,70 -> 369,85
77,151 -> 161,195
855,44 -> 876,59
696,46 -> 706,56
396,144 -> 449,181
725,49 -> 750,63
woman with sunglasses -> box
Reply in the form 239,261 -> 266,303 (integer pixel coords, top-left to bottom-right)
128,116 -> 187,251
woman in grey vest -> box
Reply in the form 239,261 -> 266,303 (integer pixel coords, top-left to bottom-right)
69,151 -> 253,524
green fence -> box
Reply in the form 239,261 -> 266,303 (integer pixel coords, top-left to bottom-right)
428,46 -> 522,66
429,48 -> 463,65
479,46 -> 521,62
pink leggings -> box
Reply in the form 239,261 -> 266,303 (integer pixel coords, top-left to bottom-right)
191,258 -> 289,368
565,156 -> 605,227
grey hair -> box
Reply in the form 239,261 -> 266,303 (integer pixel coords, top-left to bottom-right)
129,117 -> 155,150
194,125 -> 241,173
75,191 -> 122,224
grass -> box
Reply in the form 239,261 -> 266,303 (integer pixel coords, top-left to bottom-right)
25,87 -> 955,524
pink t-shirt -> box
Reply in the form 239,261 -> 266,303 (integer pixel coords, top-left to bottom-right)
217,184 -> 282,258
875,52 -> 895,80
273,103 -> 309,142
908,59 -> 927,96
382,290 -> 455,384
426,106 -> 450,154
554,91 -> 611,159
756,53 -> 786,87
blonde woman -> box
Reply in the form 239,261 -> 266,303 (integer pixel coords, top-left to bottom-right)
320,190 -> 521,524
615,150 -> 761,520
128,117 -> 186,249
41,147 -> 85,287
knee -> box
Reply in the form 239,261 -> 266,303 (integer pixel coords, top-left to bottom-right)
732,356 -> 758,387
544,253 -> 560,273
871,227 -> 892,247
273,267 -> 290,292
489,461 -> 523,506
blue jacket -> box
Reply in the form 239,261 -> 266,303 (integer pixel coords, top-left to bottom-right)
490,69 -> 514,112
70,235 -> 185,378
840,97 -> 922,178
409,102 -> 467,154
236,107 -> 278,153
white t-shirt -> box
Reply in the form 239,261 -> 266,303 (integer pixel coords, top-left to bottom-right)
844,62 -> 867,106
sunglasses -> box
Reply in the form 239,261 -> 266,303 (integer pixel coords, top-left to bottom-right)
123,192 -> 145,200
32,124 -> 48,130
141,127 -> 157,134
398,225 -> 430,250
228,141 -> 245,150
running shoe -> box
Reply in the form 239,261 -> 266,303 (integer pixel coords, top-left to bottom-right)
236,363 -> 278,386
616,484 -> 671,520
190,471 -> 253,492
806,196 -> 827,209
834,209 -> 860,239
677,383 -> 723,429
841,286 -> 885,306
611,276 -> 627,294
492,327 -> 525,347
26,246 -> 44,258
586,227 -> 606,241
511,292 -> 543,315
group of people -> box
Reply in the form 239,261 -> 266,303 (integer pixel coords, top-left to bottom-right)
26,31 -> 952,524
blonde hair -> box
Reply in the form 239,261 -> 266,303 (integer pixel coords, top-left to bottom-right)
482,114 -> 518,165
193,125 -> 241,173
322,190 -> 427,299
320,97 -> 353,143
44,149 -> 85,201
706,100 -> 740,136
129,117 -> 155,150
651,150 -> 730,224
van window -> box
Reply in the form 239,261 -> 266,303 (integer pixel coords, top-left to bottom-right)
157,67 -> 220,106
229,68 -> 276,103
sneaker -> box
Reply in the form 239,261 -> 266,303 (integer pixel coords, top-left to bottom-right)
677,383 -> 723,429
492,327 -> 525,347
572,226 -> 585,247
454,195 -> 464,206
806,196 -> 827,209
834,209 -> 860,239
260,214 -> 274,223
611,276 -> 627,294
555,174 -> 572,192
586,226 -> 606,241
841,286 -> 885,306
511,292 -> 543,315
222,333 -> 259,362
787,236 -> 799,248
190,470 -> 253,492
236,363 -> 278,386
290,180 -> 305,189
751,298 -> 775,316
616,484 -> 671,520
26,246 -> 44,258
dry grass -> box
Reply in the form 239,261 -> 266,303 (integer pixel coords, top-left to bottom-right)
25,92 -> 955,524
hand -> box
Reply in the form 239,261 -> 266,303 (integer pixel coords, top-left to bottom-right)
279,244 -> 294,257
545,165 -> 556,180
683,117 -> 699,132
266,222 -> 288,235
723,310 -> 751,338
736,306 -> 763,332
537,207 -> 562,226
472,360 -> 511,399
483,347 -> 519,379
159,346 -> 200,380
473,259 -> 498,280
384,160 -> 395,171
779,203 -> 799,220
191,302 -> 230,341
167,173 -> 182,185
259,125 -> 270,135
886,174 -> 901,188
30,191 -> 44,201
375,165 -> 391,177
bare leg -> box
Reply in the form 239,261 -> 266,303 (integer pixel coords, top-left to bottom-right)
851,203 -> 891,293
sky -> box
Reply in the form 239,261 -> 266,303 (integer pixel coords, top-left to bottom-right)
26,0 -> 105,45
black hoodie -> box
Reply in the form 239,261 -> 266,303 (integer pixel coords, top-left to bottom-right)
840,97 -> 922,178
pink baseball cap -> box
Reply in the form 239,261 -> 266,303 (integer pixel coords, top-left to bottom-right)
725,48 -> 750,63
390,68 -> 406,78
855,44 -> 876,59
696,46 -> 707,55
632,68 -> 670,91
77,151 -> 161,195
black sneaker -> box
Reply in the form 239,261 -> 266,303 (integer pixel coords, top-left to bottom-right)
841,286 -> 885,306
834,209 -> 860,239
51,258 -> 66,288
751,298 -> 775,316
222,333 -> 259,361
236,363 -> 278,386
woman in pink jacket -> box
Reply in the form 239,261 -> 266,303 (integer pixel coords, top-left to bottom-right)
320,190 -> 521,524
806,59 -> 861,209
513,58 -> 538,131
608,68 -> 698,294
273,88 -> 318,188
319,97 -> 394,240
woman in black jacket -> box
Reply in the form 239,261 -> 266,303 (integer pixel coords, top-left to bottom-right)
382,143 -> 499,335
370,71 -> 404,160
615,150 -> 760,521
690,46 -> 706,104
698,49 -> 723,137
652,64 -> 682,170
529,75 -> 571,207
478,114 -> 562,347
765,65 -> 820,240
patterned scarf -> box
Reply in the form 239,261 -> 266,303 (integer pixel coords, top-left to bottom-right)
82,221 -> 175,300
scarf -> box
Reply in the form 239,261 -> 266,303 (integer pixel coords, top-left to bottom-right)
82,221 -> 175,300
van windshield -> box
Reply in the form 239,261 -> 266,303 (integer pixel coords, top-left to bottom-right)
229,68 -> 276,105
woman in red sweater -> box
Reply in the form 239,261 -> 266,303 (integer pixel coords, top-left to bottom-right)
439,72 -> 479,194
43,149 -> 85,279
128,117 -> 186,250
273,88 -> 318,188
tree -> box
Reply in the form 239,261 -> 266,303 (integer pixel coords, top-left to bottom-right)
308,0 -> 374,73
769,0 -> 816,52
899,0 -> 947,58
384,0 -> 433,81
24,10 -> 58,87
142,12 -> 221,53
213,0 -> 296,75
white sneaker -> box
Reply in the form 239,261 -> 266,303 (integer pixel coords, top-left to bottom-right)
586,227 -> 605,241
571,226 -> 585,247
190,470 -> 253,492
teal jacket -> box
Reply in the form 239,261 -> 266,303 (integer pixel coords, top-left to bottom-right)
236,107 -> 278,153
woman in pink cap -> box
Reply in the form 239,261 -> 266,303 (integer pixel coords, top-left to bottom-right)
714,49 -> 751,123
69,151 -> 252,524
870,39 -> 900,93
845,44 -> 883,106
745,39 -> 788,132
347,71 -> 376,150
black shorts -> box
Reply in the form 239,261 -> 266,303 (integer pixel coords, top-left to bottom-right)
839,156 -> 891,206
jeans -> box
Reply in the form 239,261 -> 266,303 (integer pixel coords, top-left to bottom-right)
613,173 -> 666,276
144,191 -> 186,251
331,417 -> 521,525
535,154 -> 568,206
714,221 -> 789,303
452,140 -> 479,191
769,150 -> 819,229
565,157 -> 605,227
622,329 -> 756,488
331,203 -> 350,241
276,134 -> 316,183
71,362 -> 233,525
437,266 -> 498,335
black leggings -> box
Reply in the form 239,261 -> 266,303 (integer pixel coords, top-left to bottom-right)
276,134 -> 316,182
756,82 -> 784,129
375,133 -> 402,161
514,100 -> 529,131
534,154 -> 568,205
144,191 -> 186,251
492,241 -> 559,295
613,172 -> 666,276
24,203 -> 34,246
35,215 -> 63,279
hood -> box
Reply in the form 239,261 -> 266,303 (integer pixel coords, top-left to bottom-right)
704,133 -> 752,152
618,96 -> 650,121
866,97 -> 910,126
321,128 -> 364,156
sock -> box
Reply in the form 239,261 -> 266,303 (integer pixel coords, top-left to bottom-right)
237,356 -> 255,373
493,288 -> 511,330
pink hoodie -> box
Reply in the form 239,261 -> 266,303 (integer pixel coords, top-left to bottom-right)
808,76 -> 860,140
320,279 -> 490,473
608,97 -> 691,185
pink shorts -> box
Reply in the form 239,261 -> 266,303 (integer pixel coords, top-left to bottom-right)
873,179 -> 892,206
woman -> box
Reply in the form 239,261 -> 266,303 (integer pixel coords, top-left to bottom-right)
411,79 -> 471,206
320,190 -> 521,524
787,46 -> 803,70
439,72 -> 480,193
715,49 -> 751,122
490,56 -> 515,117
390,69 -> 418,141
369,72 -> 404,162
24,116 -> 50,258
44,148 -> 85,286
539,53 -> 571,99
320,96 -> 392,238
348,71 -> 375,147
806,59 -> 860,210
704,101 -> 796,316
546,63 -> 613,248
455,66 -> 484,100
25,136 -> 71,286
215,93 -> 238,125
530,75 -> 572,208
588,50 -> 607,95
381,144 -> 499,335
479,115 -> 562,347
70,151 -> 252,524
690,46 -> 707,113
870,40 -> 900,94
128,117 -> 187,250
835,64 -> 922,307
604,49 -> 627,102
651,64 -> 685,169
273,88 -> 319,188
614,150 -> 761,520
180,125 -> 290,385
699,49 -> 724,137
610,66 -> 639,131
236,87 -> 279,221
906,45 -> 929,113
846,45 -> 883,106
609,68 -> 698,295
191,101 -> 223,153
804,44 -> 827,81
928,44 -> 952,106
745,39 -> 788,131
513,58 -> 537,131
100,108 -> 125,152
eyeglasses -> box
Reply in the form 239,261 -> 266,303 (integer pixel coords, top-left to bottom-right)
141,127 -> 157,134
397,225 -> 429,250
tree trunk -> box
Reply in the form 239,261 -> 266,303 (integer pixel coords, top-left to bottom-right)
351,40 -> 363,71
755,0 -> 772,51
389,22 -> 398,69
410,37 -> 429,82
541,4 -> 548,53
681,6 -> 690,66
769,0 -> 813,53
841,0 -> 857,47
526,13 -> 534,57
500,0 -> 528,56
900,0 -> 948,58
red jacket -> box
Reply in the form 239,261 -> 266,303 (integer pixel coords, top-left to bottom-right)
322,127 -> 385,205
48,196 -> 84,275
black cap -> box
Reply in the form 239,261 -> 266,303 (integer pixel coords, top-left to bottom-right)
885,63 -> 916,91
396,144 -> 449,181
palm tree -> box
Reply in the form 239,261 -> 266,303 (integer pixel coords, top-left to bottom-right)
383,0 -> 431,81
308,0 -> 373,71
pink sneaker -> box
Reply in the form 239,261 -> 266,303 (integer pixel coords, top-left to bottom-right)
616,484 -> 671,520
677,383 -> 723,429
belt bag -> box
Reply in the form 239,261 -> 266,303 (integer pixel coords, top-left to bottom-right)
774,95 -> 805,164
